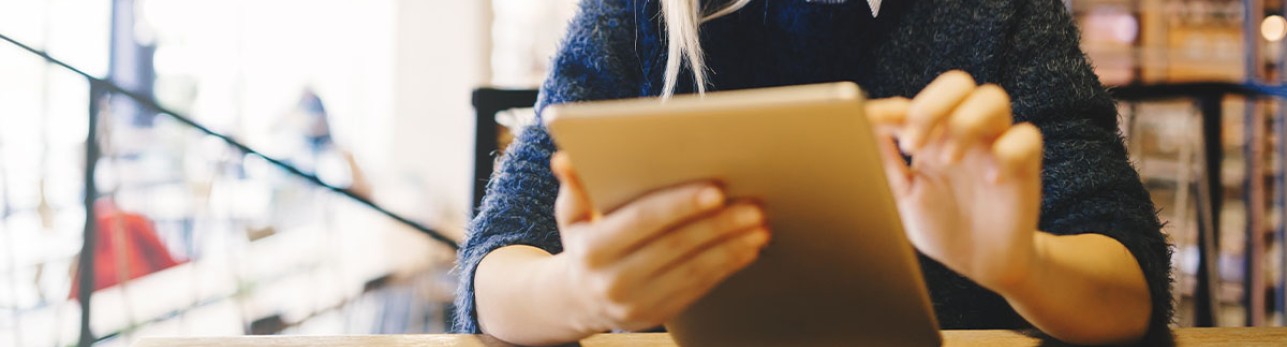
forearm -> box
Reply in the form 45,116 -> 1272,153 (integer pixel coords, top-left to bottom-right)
999,232 -> 1152,345
475,245 -> 596,345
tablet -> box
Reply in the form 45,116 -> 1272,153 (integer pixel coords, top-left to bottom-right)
545,82 -> 940,347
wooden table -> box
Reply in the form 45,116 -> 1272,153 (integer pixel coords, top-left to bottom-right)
134,328 -> 1287,346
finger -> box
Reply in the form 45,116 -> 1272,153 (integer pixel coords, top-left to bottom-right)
990,123 -> 1044,184
905,70 -> 976,152
621,203 -> 766,283
865,97 -> 911,126
588,182 -> 725,266
636,228 -> 769,313
945,84 -> 1012,163
553,152 -> 594,228
875,131 -> 911,195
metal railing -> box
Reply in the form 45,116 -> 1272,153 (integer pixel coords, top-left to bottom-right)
1112,82 -> 1287,327
1,31 -> 459,347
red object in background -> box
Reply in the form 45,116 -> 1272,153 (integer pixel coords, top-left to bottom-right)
69,199 -> 184,299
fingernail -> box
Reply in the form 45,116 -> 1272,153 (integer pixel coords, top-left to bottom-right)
736,206 -> 763,227
698,187 -> 724,208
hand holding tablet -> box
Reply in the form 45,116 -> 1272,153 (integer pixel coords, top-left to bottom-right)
547,153 -> 771,333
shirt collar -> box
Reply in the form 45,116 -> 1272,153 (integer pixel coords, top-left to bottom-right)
804,0 -> 882,18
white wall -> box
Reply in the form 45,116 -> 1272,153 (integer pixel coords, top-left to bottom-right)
385,0 -> 489,241
490,0 -> 577,88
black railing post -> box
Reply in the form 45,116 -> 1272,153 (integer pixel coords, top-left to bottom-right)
78,81 -> 104,347
1244,96 -> 1268,326
1193,93 -> 1224,327
1276,4 -> 1287,325
1276,94 -> 1287,324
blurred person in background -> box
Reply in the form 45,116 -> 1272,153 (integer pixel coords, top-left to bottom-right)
272,88 -> 372,200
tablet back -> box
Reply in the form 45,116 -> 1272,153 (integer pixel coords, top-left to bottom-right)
546,82 -> 940,347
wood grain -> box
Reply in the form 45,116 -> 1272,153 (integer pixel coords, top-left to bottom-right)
132,328 -> 1287,346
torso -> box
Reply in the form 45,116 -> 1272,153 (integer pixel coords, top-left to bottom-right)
631,0 -> 1031,329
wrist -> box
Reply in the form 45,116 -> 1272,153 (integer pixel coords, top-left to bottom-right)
993,232 -> 1050,301
544,253 -> 606,336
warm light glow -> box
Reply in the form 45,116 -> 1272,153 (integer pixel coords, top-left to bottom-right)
1262,15 -> 1287,42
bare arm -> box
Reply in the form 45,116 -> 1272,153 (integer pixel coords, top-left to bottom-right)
868,71 -> 1156,345
999,233 -> 1151,345
461,0 -> 663,340
983,0 -> 1170,342
475,246 -> 591,345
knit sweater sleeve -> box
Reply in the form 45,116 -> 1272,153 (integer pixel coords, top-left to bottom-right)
996,0 -> 1173,344
452,0 -> 642,334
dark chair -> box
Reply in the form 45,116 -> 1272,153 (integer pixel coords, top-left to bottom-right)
471,88 -> 541,216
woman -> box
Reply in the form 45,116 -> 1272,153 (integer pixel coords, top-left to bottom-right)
458,0 -> 1172,345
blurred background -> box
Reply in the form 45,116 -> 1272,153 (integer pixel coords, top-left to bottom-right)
0,0 -> 1284,346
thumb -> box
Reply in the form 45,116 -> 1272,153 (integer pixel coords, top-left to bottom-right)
552,152 -> 593,228
875,132 -> 912,196
867,97 -> 912,195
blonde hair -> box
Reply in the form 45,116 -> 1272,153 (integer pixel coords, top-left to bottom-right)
660,0 -> 753,98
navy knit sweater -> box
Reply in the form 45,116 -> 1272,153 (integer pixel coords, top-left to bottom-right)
456,0 -> 1173,344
